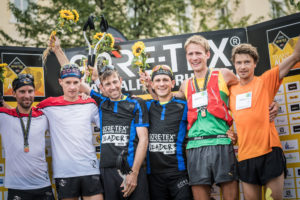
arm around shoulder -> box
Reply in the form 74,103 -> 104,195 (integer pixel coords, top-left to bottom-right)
220,68 -> 239,87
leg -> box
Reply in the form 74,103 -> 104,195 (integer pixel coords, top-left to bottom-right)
186,148 -> 213,200
83,194 -> 104,200
264,173 -> 284,200
241,181 -> 262,200
191,185 -> 211,200
220,180 -> 238,200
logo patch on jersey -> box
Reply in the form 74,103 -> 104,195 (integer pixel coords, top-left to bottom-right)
13,196 -> 21,200
149,143 -> 176,155
102,134 -> 128,146
177,178 -> 188,189
59,179 -> 67,187
90,160 -> 97,168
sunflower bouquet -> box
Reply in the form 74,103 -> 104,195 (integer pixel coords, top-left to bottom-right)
0,63 -> 7,83
131,41 -> 150,91
42,9 -> 79,64
92,32 -> 115,56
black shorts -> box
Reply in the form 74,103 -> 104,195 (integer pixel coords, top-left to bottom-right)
8,186 -> 54,200
100,167 -> 150,200
148,171 -> 193,200
187,144 -> 239,186
238,147 -> 287,185
55,174 -> 103,199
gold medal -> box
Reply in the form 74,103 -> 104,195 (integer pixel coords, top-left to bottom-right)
24,145 -> 29,153
201,109 -> 206,117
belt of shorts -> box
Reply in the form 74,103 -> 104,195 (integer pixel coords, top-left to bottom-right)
188,134 -> 228,141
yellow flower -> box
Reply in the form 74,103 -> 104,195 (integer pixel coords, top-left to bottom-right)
135,61 -> 142,66
0,63 -> 8,68
132,41 -> 145,57
106,33 -> 115,48
59,9 -> 74,21
94,32 -> 104,40
72,9 -> 79,23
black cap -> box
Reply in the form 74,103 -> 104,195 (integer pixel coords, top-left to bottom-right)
12,74 -> 35,91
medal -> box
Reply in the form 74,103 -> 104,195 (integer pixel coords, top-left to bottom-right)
24,145 -> 29,152
16,107 -> 32,153
201,109 -> 206,117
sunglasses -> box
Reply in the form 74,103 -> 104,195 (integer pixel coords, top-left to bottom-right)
99,65 -> 116,76
152,65 -> 173,75
18,73 -> 34,80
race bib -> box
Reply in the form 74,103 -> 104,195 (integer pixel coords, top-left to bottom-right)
236,92 -> 252,110
192,91 -> 208,109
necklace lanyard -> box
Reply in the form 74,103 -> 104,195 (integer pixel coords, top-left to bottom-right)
193,69 -> 210,117
16,107 -> 32,153
193,68 -> 210,92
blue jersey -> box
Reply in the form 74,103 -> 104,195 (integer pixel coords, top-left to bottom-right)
90,90 -> 149,168
146,97 -> 188,174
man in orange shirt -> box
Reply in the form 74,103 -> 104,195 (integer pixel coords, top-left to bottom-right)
229,37 -> 300,200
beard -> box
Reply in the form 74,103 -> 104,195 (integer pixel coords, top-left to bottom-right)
18,99 -> 33,110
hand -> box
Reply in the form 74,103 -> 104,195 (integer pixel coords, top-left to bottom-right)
91,65 -> 99,81
79,92 -> 91,100
121,171 -> 138,197
269,101 -> 279,122
139,71 -> 151,88
48,35 -> 61,52
226,129 -> 237,145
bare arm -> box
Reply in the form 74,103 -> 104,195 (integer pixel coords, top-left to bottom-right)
220,68 -> 239,87
174,80 -> 187,99
139,71 -> 158,100
122,127 -> 148,197
279,36 -> 300,79
79,81 -> 92,95
49,36 -> 69,67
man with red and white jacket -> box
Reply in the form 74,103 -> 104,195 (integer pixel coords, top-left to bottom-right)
0,74 -> 54,200
37,64 -> 104,200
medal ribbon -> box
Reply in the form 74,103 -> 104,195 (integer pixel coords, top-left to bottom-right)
193,68 -> 210,115
16,107 -> 32,152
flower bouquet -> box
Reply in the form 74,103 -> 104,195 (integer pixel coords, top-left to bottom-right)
42,9 -> 79,64
131,41 -> 150,91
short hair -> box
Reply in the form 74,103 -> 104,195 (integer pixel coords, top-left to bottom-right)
231,43 -> 259,64
184,35 -> 210,53
99,69 -> 120,83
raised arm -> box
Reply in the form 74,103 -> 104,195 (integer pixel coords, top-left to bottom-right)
174,79 -> 187,99
49,36 -> 69,67
279,36 -> 300,79
139,71 -> 158,100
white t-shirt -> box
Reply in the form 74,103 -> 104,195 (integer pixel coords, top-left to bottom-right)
0,107 -> 51,190
37,96 -> 100,178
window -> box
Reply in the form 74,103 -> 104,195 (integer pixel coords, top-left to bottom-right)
10,0 -> 29,23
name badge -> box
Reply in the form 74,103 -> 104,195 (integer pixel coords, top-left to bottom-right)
192,91 -> 208,109
236,92 -> 252,110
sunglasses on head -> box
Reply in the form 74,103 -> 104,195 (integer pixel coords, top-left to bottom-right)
152,65 -> 173,75
18,73 -> 34,80
99,65 -> 116,76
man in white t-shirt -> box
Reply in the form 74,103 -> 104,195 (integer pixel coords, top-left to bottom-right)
0,74 -> 54,200
37,64 -> 104,200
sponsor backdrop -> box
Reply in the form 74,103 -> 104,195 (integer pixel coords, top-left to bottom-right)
0,12 -> 300,199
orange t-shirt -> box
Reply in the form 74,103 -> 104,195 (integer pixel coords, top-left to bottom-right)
229,67 -> 282,162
